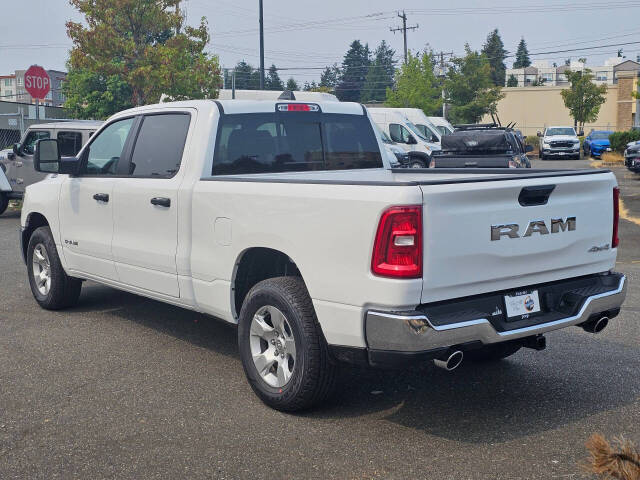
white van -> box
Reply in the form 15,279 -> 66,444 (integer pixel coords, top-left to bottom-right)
428,116 -> 455,136
368,109 -> 438,168
385,108 -> 442,144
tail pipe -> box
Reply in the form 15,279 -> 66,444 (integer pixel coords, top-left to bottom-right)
581,316 -> 609,334
433,350 -> 464,371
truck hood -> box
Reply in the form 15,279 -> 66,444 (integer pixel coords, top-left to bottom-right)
590,139 -> 610,147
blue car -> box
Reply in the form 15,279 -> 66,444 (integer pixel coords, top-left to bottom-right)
583,130 -> 614,158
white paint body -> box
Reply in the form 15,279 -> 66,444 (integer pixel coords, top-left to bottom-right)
368,109 -> 439,157
21,100 -> 618,349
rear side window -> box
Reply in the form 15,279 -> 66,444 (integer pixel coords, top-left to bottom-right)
213,112 -> 382,175
128,114 -> 190,177
57,131 -> 83,156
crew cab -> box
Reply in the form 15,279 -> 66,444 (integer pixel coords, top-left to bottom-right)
0,121 -> 102,215
431,124 -> 532,168
21,100 -> 627,411
538,126 -> 582,160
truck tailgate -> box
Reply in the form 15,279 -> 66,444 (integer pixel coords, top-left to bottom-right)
419,171 -> 617,303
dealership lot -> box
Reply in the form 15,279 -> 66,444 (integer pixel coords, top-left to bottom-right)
1,161 -> 639,479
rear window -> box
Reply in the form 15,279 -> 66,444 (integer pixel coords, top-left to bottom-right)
212,112 -> 382,175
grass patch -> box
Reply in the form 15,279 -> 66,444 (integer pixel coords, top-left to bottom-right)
600,152 -> 625,164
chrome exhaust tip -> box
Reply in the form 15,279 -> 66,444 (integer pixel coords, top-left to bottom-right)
434,350 -> 464,371
581,316 -> 609,334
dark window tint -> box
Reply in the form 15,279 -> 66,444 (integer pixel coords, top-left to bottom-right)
84,118 -> 134,175
129,114 -> 190,177
389,123 -> 410,143
22,130 -> 50,155
57,131 -> 83,156
213,113 -> 382,175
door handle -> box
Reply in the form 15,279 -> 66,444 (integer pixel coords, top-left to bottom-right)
93,193 -> 109,202
150,197 -> 171,208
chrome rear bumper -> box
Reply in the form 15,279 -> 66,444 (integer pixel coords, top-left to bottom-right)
366,274 -> 626,352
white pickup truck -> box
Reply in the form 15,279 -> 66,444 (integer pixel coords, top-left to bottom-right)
21,100 -> 627,411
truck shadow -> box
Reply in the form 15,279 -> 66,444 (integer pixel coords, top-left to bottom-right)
73,283 -> 639,445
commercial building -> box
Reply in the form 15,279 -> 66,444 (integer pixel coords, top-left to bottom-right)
0,69 -> 67,107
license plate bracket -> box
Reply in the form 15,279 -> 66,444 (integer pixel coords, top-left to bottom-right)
504,290 -> 541,319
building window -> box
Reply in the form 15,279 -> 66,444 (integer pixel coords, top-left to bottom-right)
595,71 -> 608,81
17,77 -> 23,86
541,73 -> 553,83
4,78 -> 13,86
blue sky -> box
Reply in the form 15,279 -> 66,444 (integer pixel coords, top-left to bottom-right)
3,0 -> 640,82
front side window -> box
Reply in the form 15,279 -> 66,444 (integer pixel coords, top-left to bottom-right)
128,114 -> 190,177
389,123 -> 411,143
22,130 -> 50,155
213,112 -> 382,175
83,118 -> 134,175
57,131 -> 83,157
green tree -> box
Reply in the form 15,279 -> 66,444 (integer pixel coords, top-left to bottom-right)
320,64 -> 340,89
560,69 -> 608,130
286,78 -> 299,91
265,64 -> 284,91
63,69 -> 133,119
513,38 -> 531,68
361,40 -> 396,103
385,51 -> 442,115
66,0 -> 221,118
335,40 -> 371,102
232,61 -> 260,90
445,45 -> 504,124
482,29 -> 507,86
506,74 -> 518,87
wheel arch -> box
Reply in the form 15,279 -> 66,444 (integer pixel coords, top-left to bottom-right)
408,151 -> 431,167
231,247 -> 307,320
21,212 -> 50,264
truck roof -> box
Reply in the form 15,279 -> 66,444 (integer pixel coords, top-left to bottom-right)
27,120 -> 103,130
111,99 -> 366,118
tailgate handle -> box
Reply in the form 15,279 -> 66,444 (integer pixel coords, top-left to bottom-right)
518,185 -> 555,207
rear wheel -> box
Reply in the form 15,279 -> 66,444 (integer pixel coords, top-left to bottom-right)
238,277 -> 336,412
0,193 -> 8,216
466,342 -> 522,362
27,226 -> 82,310
410,160 -> 426,168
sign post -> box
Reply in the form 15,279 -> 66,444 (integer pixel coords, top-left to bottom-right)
24,65 -> 51,121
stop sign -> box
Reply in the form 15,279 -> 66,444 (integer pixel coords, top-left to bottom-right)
24,65 -> 51,100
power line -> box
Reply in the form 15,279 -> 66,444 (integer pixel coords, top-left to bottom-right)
389,11 -> 419,65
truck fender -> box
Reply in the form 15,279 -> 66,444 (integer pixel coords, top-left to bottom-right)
408,151 -> 431,168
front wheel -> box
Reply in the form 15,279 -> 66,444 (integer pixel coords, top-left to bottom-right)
238,277 -> 336,412
27,226 -> 82,310
0,193 -> 8,216
410,160 -> 426,168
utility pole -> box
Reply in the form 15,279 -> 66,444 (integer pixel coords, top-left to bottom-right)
436,51 -> 453,118
259,0 -> 265,89
390,11 -> 418,64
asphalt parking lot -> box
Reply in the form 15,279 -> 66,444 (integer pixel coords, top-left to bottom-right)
1,160 -> 639,479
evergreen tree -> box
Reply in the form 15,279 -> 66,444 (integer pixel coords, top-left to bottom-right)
513,38 -> 531,68
320,64 -> 340,89
445,45 -> 504,124
335,40 -> 371,102
232,61 -> 260,90
265,64 -> 284,90
385,51 -> 442,115
361,40 -> 396,103
506,74 -> 518,87
286,78 -> 299,91
481,29 -> 508,86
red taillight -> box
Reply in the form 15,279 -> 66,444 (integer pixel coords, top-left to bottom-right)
276,103 -> 320,112
371,206 -> 423,279
612,187 -> 620,248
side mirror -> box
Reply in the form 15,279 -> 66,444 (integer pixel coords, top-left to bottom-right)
34,139 -> 61,173
431,135 -> 439,143
525,144 -> 534,153
536,131 -> 542,137
407,135 -> 417,145
12,143 -> 22,157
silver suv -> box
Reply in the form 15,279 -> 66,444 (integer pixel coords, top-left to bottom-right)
0,121 -> 102,214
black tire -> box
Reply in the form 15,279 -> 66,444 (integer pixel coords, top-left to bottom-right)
27,226 -> 82,310
539,152 -> 545,160
0,193 -> 8,216
465,342 -> 522,362
238,276 -> 336,412
410,160 -> 426,168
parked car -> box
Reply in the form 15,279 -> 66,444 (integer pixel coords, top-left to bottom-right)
431,124 -> 533,168
583,130 -> 614,158
624,141 -> 640,172
538,126 -> 582,160
368,109 -> 439,168
428,116 -> 455,135
21,99 -> 626,411
0,121 -> 102,215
